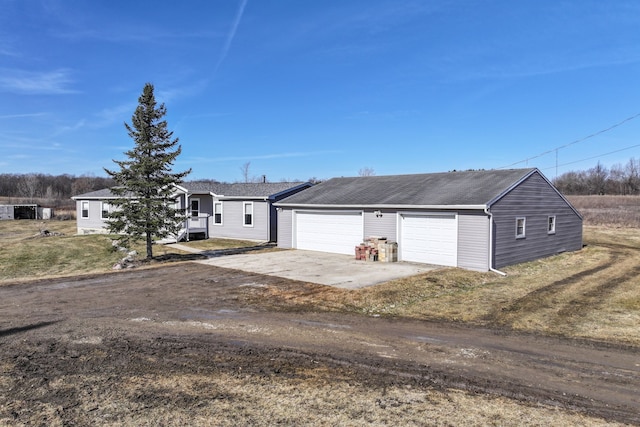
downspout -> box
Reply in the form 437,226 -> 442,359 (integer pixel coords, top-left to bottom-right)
185,193 -> 190,242
485,207 -> 507,276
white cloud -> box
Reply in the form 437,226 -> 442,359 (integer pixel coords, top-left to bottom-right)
0,112 -> 48,119
51,119 -> 87,137
0,47 -> 19,57
214,0 -> 248,74
186,150 -> 341,164
94,102 -> 136,128
0,68 -> 78,95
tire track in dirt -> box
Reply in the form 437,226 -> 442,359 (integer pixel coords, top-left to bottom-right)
555,262 -> 640,321
483,250 -> 622,327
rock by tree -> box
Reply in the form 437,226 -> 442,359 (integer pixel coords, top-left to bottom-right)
104,83 -> 191,259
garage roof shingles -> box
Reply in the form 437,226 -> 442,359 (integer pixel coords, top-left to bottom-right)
277,168 -> 535,207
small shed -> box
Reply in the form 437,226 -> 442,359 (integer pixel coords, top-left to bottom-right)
0,204 -> 40,220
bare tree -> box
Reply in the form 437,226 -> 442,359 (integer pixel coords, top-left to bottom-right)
71,175 -> 96,196
358,167 -> 375,177
625,158 -> 640,195
240,162 -> 251,183
586,162 -> 608,195
608,163 -> 626,195
18,174 -> 40,202
0,173 -> 113,204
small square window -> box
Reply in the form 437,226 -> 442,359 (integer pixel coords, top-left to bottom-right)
243,202 -> 253,227
516,217 -> 526,239
81,201 -> 89,219
101,202 -> 111,219
214,202 -> 223,225
548,216 -> 556,234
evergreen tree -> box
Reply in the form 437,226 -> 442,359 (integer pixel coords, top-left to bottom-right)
104,83 -> 191,259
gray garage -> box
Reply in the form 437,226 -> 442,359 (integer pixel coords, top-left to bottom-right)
275,168 -> 583,272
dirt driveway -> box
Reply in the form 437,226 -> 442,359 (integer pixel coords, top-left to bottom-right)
1,262 -> 639,425
196,249 -> 435,288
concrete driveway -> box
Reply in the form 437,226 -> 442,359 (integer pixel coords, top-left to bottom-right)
196,249 -> 436,289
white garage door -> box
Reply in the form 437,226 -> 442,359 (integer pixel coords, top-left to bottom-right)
400,213 -> 457,266
295,211 -> 363,255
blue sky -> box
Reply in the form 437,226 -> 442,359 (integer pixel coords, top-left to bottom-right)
2,0 -> 640,182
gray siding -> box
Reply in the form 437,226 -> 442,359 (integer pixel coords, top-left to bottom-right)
210,200 -> 270,241
278,208 -> 293,248
76,200 -> 109,234
363,209 -> 398,241
189,194 -> 213,216
457,211 -> 489,271
490,172 -> 582,268
0,205 -> 14,220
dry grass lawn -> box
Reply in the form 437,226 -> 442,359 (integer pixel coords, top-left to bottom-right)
1,197 -> 638,426
2,198 -> 639,346
3,211 -> 639,346
268,225 -> 640,346
0,220 -> 125,283
0,220 -> 275,285
181,237 -> 266,251
5,370 -> 621,427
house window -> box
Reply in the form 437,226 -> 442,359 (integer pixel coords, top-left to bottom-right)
243,202 -> 253,227
81,201 -> 89,219
190,198 -> 200,218
516,217 -> 526,239
548,216 -> 556,234
101,202 -> 111,219
214,202 -> 223,225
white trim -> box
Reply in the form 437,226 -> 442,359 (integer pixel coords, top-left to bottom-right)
275,203 -> 487,210
547,215 -> 556,234
214,201 -> 223,226
484,207 -> 506,275
190,198 -> 200,218
222,196 -> 269,201
81,201 -> 89,219
100,201 -> 111,219
516,217 -> 526,239
243,201 -> 254,227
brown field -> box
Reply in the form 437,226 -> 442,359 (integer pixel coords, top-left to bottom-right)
1,196 -> 639,425
567,194 -> 640,227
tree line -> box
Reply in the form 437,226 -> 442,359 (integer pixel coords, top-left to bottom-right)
0,173 -> 115,207
552,158 -> 640,195
2,157 -> 639,208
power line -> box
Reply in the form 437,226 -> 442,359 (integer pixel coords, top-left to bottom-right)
498,112 -> 640,170
540,143 -> 640,172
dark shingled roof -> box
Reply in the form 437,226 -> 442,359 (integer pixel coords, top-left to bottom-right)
71,188 -> 120,199
276,169 -> 536,207
73,182 -> 309,200
182,182 -> 308,198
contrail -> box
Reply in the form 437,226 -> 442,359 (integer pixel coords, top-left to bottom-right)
214,0 -> 248,75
